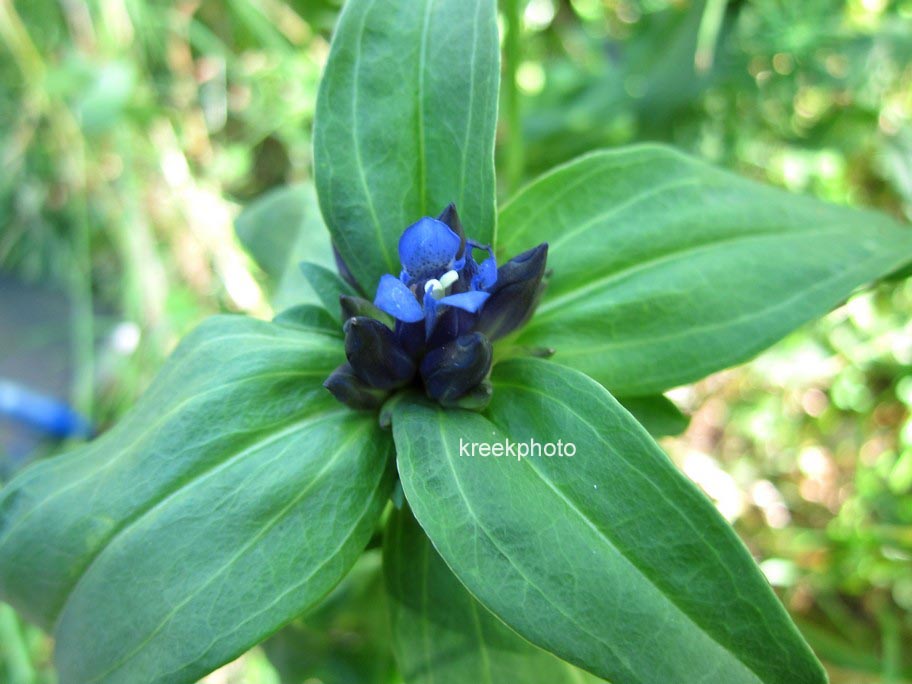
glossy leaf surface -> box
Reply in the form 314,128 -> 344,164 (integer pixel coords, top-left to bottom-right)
499,145 -> 912,395
314,0 -> 499,292
384,506 -> 604,684
0,315 -> 394,683
393,358 -> 826,684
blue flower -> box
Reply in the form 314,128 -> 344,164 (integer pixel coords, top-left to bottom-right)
323,203 -> 547,411
373,216 -> 498,339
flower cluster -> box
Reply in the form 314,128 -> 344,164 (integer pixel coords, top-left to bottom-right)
324,204 -> 547,410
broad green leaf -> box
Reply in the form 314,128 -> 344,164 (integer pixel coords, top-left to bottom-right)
384,506 -> 605,684
392,358 -> 826,684
619,394 -> 688,437
499,145 -> 912,396
261,551 -> 396,684
0,315 -> 395,683
300,261 -> 357,321
235,183 -> 337,309
314,0 -> 499,292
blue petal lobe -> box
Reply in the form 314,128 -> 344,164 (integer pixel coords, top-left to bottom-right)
474,257 -> 498,290
423,290 -> 439,339
438,290 -> 490,314
374,274 -> 424,323
398,217 -> 461,280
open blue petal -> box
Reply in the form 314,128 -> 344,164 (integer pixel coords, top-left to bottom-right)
474,257 -> 498,290
399,217 -> 461,280
374,274 -> 424,323
438,290 -> 490,314
423,290 -> 439,339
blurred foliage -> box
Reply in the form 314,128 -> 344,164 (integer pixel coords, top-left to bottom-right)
1,0 -> 912,683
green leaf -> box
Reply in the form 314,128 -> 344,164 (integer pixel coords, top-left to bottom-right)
314,0 -> 499,292
0,315 -> 395,683
273,303 -> 343,334
385,505 -> 605,684
300,261 -> 357,321
392,358 -> 826,684
261,551 -> 396,684
619,394 -> 689,437
499,145 -> 912,395
236,183 -> 337,309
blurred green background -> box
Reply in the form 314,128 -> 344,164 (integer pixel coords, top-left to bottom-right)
1,1 -> 911,683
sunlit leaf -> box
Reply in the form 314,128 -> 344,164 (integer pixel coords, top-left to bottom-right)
314,0 -> 499,292
392,358 -> 826,684
0,315 -> 394,683
499,145 -> 912,395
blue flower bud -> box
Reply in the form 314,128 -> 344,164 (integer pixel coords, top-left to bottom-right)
420,332 -> 493,405
323,363 -> 388,410
324,206 -> 548,412
475,243 -> 548,341
344,317 -> 416,390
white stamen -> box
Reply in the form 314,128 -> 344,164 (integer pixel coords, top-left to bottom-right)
425,279 -> 445,300
424,270 -> 460,301
439,269 -> 459,289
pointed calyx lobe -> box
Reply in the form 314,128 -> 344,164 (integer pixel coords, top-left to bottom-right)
324,204 -> 547,410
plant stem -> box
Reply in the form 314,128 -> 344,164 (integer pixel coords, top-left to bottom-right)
69,146 -> 96,421
0,604 -> 35,684
502,0 -> 524,196
695,0 -> 729,73
877,606 -> 900,684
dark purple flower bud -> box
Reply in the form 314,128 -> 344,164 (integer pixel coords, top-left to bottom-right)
420,332 -> 493,405
475,243 -> 548,341
395,319 -> 426,360
323,363 -> 388,410
426,305 -> 474,350
437,202 -> 466,259
344,316 -> 416,390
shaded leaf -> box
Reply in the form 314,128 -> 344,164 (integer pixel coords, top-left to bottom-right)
300,261 -> 358,321
619,394 -> 689,437
262,551 -> 396,684
236,184 -> 335,310
384,506 -> 605,684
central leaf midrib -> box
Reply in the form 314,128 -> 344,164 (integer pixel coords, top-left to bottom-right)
416,0 -> 433,217
351,0 -> 393,275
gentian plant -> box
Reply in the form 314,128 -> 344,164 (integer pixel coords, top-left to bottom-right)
325,205 -> 546,410
2,2 -> 912,684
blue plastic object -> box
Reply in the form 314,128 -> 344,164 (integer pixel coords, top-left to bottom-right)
0,379 -> 93,439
